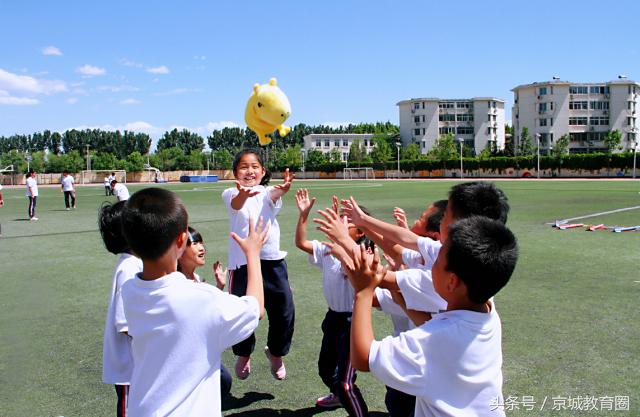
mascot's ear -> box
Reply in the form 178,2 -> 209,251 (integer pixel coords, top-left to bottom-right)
253,83 -> 260,94
269,78 -> 277,86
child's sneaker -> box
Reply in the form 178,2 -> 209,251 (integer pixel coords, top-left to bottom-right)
235,356 -> 251,380
316,393 -> 341,408
264,346 -> 286,380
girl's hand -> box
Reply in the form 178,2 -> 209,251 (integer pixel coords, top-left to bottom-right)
295,188 -> 316,216
231,216 -> 270,256
273,168 -> 295,194
393,207 -> 409,229
213,261 -> 227,290
344,245 -> 386,293
340,196 -> 367,226
235,181 -> 260,198
313,207 -> 351,247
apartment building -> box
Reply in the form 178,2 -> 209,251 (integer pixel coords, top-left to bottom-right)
512,78 -> 640,153
397,97 -> 505,155
302,133 -> 375,162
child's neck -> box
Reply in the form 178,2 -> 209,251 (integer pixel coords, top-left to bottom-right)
181,265 -> 197,280
141,253 -> 179,281
446,299 -> 491,313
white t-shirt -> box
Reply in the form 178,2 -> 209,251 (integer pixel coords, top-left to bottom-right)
119,271 -> 260,417
402,237 -> 442,271
104,177 -> 110,187
375,288 -> 414,336
396,268 -> 447,313
222,185 -> 287,270
61,175 -> 75,191
102,253 -> 143,385
113,183 -> 130,201
369,304 -> 505,417
309,240 -> 354,313
25,177 -> 38,197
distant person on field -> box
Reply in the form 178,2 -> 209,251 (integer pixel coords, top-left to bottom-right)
99,200 -> 143,417
108,172 -> 116,195
25,169 -> 38,221
177,225 -> 233,399
111,180 -> 130,202
118,187 -> 266,416
61,170 -> 76,210
104,176 -> 111,196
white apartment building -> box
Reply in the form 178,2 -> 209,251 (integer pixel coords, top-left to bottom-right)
512,78 -> 640,153
397,97 -> 505,155
303,133 -> 375,162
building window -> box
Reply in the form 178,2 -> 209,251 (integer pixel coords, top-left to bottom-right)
590,117 -> 609,126
540,119 -> 547,127
539,103 -> 547,112
569,101 -> 588,110
589,86 -> 608,94
422,102 -> 425,109
438,102 -> 454,109
627,117 -> 634,126
334,139 -> 340,147
324,139 -> 330,147
439,113 -> 456,122
569,117 -> 588,125
342,152 -> 348,162
439,127 -> 455,135
456,126 -> 474,135
550,102 -> 554,110
457,114 -> 474,122
539,87 -> 548,95
315,139 -> 321,147
414,116 -> 420,123
414,102 -> 420,109
343,139 -> 348,146
414,128 -> 421,136
569,86 -> 588,94
457,102 -> 471,109
550,86 -> 554,94
590,101 -> 609,110
550,117 -> 553,126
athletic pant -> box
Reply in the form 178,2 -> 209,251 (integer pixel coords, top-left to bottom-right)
64,191 -> 76,208
27,196 -> 37,218
228,259 -> 295,357
105,185 -> 111,196
220,364 -> 232,398
385,385 -> 416,417
318,309 -> 368,417
115,384 -> 129,417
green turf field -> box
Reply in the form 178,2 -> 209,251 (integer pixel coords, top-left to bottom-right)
1,179 -> 638,416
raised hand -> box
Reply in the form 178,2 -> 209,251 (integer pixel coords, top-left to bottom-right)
295,188 -> 316,216
313,207 -> 351,249
273,168 -> 295,194
235,181 -> 260,198
393,207 -> 409,229
213,261 -> 227,290
344,245 -> 386,293
340,196 -> 367,226
231,216 -> 270,255
324,241 -> 355,271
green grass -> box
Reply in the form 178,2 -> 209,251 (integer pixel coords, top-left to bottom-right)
1,179 -> 639,416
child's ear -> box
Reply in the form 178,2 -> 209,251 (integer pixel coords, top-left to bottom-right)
176,230 -> 188,250
446,272 -> 462,293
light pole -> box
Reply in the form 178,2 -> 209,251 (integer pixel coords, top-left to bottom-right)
300,149 -> 306,180
457,137 -> 464,179
633,140 -> 638,179
535,133 -> 541,179
86,144 -> 91,172
395,142 -> 401,179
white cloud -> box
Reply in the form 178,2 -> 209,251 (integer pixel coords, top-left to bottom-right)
206,121 -> 239,131
0,68 -> 67,94
121,98 -> 140,105
0,90 -> 39,105
67,97 -> 78,104
97,85 -> 140,93
42,46 -> 62,56
146,66 -> 170,74
154,87 -> 201,96
76,64 -> 106,76
120,58 -> 143,68
193,55 -> 206,61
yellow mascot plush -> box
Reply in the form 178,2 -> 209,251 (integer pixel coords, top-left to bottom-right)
244,78 -> 291,146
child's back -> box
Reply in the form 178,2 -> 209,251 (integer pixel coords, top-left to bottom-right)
120,271 -> 259,416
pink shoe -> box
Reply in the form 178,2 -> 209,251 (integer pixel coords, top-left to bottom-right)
235,356 -> 251,380
264,346 -> 286,380
316,393 -> 342,408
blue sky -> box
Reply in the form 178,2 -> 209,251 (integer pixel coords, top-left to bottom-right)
1,0 -> 639,147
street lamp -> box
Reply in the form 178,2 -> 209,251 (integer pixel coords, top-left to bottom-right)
395,142 -> 401,179
300,149 -> 306,180
632,139 -> 638,179
535,133 -> 541,179
457,137 -> 464,179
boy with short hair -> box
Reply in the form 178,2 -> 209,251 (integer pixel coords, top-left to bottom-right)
335,216 -> 518,417
25,169 -> 38,221
61,170 -> 76,210
111,180 -> 130,202
118,188 -> 266,417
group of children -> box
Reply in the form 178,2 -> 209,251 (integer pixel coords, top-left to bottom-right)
99,148 -> 519,417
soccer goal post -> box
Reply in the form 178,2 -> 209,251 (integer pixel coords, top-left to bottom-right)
81,169 -> 127,185
343,167 -> 375,180
0,164 -> 15,185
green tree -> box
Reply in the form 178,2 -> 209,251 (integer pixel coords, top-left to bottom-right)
428,134 -> 457,161
401,143 -> 422,161
213,149 -> 234,169
305,149 -> 327,170
92,152 -> 118,170
348,140 -> 369,166
604,129 -> 622,154
370,137 -> 394,163
552,134 -> 570,157
157,129 -> 204,154
156,147 -> 184,171
125,151 -> 146,172
518,127 -> 534,156
328,149 -> 343,164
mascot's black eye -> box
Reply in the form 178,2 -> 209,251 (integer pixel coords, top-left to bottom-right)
257,102 -> 263,108
281,114 -> 284,117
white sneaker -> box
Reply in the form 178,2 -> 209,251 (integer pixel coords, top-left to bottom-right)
30,217 -> 39,221
316,393 -> 342,408
66,208 -> 70,211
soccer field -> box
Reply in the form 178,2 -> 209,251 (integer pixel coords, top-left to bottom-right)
1,179 -> 638,416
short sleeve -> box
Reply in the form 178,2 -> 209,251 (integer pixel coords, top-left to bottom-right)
213,292 -> 260,351
416,237 -> 442,270
308,240 -> 330,268
265,186 -> 283,214
114,287 -> 128,333
375,288 -> 407,318
221,188 -> 238,210
369,331 -> 430,397
396,269 -> 447,313
402,249 -> 424,269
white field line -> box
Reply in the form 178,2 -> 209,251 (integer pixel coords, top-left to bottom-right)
546,205 -> 640,225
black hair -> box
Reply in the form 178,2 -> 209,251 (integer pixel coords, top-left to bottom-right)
232,149 -> 270,185
63,170 -> 69,175
448,182 -> 509,224
424,199 -> 447,234
445,216 -> 518,304
355,205 -> 375,250
186,226 -> 203,246
110,180 -> 117,186
122,188 -> 188,260
98,201 -> 129,255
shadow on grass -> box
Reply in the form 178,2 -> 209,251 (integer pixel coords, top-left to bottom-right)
224,396 -> 387,417
222,391 -> 275,411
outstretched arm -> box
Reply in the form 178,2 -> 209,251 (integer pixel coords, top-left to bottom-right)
342,196 -> 421,251
270,168 -> 294,202
231,181 -> 260,210
294,188 -> 316,255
